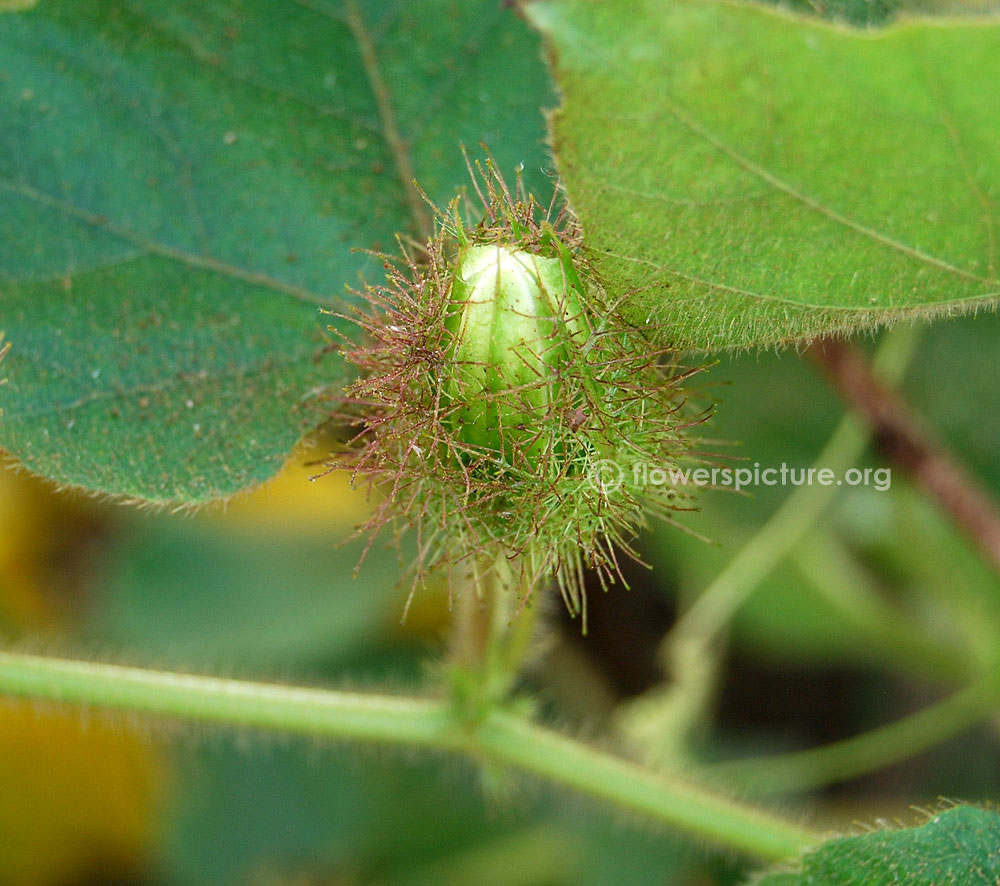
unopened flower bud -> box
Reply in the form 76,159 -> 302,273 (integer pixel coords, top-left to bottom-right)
330,160 -> 694,620
445,245 -> 585,460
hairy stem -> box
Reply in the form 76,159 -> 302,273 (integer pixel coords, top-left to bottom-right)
0,650 -> 820,861
451,557 -> 544,712
479,709 -> 819,861
0,651 -> 455,744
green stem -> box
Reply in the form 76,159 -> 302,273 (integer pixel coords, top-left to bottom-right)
704,677 -> 998,796
487,557 -> 543,687
451,557 -> 544,712
0,650 -> 821,861
478,709 -> 819,861
618,328 -> 924,762
792,531 -> 971,684
0,651 -> 454,745
669,326 -> 921,647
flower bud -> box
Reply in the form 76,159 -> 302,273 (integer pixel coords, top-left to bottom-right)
445,245 -> 585,461
331,159 -> 694,620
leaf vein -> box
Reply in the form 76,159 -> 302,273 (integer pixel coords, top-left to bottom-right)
647,95 -> 992,286
6,351 -> 322,421
344,0 -> 430,236
566,19 -> 994,287
917,49 -> 998,279
0,177 -> 334,308
121,0 -> 382,139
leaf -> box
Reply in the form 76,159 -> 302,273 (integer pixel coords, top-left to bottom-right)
766,0 -> 897,25
89,511 -> 402,668
0,333 -> 7,418
164,725 -> 703,886
526,0 -> 1000,350
0,0 -> 554,503
760,0 -> 1000,27
753,805 -> 1000,885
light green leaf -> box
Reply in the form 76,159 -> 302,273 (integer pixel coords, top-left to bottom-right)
761,0 -> 1000,27
0,0 -> 554,503
527,0 -> 1000,350
753,805 -> 1000,885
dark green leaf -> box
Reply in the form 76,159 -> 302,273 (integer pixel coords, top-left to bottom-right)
0,0 -> 554,502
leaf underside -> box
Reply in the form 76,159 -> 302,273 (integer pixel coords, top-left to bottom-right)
528,0 -> 1000,350
0,0 -> 554,503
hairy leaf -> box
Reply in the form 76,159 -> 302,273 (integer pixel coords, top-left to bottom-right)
0,0 -> 554,502
527,0 -> 1000,350
754,805 -> 1000,885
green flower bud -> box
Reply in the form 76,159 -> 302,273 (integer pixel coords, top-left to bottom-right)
330,159 -> 695,622
445,245 -> 585,461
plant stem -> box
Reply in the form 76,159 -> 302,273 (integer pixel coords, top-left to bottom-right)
0,650 -> 821,861
791,531 -> 971,684
486,557 -> 543,689
618,327 -> 923,763
703,677 -> 998,796
669,325 -> 920,648
478,709 -> 819,861
618,328 -> 933,769
0,651 -> 455,745
809,335 -> 1000,580
451,557 -> 544,711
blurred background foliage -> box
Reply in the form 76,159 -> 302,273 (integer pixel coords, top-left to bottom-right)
4,0 -> 1000,880
3,311 -> 1000,885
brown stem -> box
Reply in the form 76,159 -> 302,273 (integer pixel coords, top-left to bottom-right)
808,337 -> 1000,575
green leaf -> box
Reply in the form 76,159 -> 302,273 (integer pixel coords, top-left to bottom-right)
526,0 -> 1000,350
754,805 -> 1000,885
88,518 -> 401,668
759,0 -> 1000,27
0,0 -> 554,503
0,334 -> 8,418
